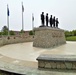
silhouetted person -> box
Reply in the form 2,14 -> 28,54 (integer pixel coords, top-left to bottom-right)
41,12 -> 45,26
53,16 -> 55,27
46,13 -> 48,26
49,15 -> 53,27
56,18 -> 59,28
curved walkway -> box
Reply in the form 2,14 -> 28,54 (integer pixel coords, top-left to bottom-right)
0,42 -> 76,75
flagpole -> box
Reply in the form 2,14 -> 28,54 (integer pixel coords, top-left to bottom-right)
32,13 -> 34,37
22,2 -> 24,32
7,4 -> 9,36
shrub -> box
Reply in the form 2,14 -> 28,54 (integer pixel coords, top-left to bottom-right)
10,30 -> 15,35
29,31 -> 34,35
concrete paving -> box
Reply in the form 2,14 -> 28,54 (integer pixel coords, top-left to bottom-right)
0,41 -> 76,74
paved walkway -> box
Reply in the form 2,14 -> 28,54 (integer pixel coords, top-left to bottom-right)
0,41 -> 76,75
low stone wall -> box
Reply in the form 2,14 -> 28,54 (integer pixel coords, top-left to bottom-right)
33,27 -> 66,48
37,55 -> 76,70
0,35 -> 33,46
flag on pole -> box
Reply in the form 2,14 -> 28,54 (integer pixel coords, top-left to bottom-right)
22,2 -> 24,12
32,13 -> 34,30
32,13 -> 34,21
22,2 -> 24,31
7,4 -> 10,36
7,5 -> 10,16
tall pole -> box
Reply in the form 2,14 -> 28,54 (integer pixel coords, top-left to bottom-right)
22,2 -> 24,32
7,4 -> 9,36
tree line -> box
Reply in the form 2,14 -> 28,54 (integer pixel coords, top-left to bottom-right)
65,30 -> 76,37
0,26 -> 15,35
0,26 -> 34,36
1,26 -> 76,37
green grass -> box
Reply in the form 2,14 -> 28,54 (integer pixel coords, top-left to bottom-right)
66,36 -> 76,41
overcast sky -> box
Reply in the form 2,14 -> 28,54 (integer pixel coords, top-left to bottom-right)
0,0 -> 76,31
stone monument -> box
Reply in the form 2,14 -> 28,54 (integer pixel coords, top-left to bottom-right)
33,27 -> 66,48
33,12 -> 66,48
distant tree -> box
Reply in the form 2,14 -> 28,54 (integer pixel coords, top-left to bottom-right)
2,26 -> 8,32
72,30 -> 76,36
10,30 -> 15,35
29,30 -> 35,35
2,30 -> 8,35
2,26 -> 8,35
70,31 -> 74,36
20,29 -> 25,33
65,30 -> 76,37
0,32 -> 2,35
65,30 -> 70,37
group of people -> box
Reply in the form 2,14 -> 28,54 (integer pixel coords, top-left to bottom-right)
40,12 -> 59,28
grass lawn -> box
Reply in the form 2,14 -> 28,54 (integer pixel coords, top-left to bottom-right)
66,36 -> 76,41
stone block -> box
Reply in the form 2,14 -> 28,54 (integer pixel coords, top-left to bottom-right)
51,62 -> 56,69
56,62 -> 61,69
61,62 -> 66,69
72,62 -> 76,69
38,61 -> 45,68
45,61 -> 51,68
65,62 -> 72,69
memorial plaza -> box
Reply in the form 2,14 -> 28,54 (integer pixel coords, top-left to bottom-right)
0,41 -> 76,75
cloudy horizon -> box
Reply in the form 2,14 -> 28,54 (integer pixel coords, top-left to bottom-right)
0,0 -> 76,31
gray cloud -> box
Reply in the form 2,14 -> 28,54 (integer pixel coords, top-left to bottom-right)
0,0 -> 76,31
